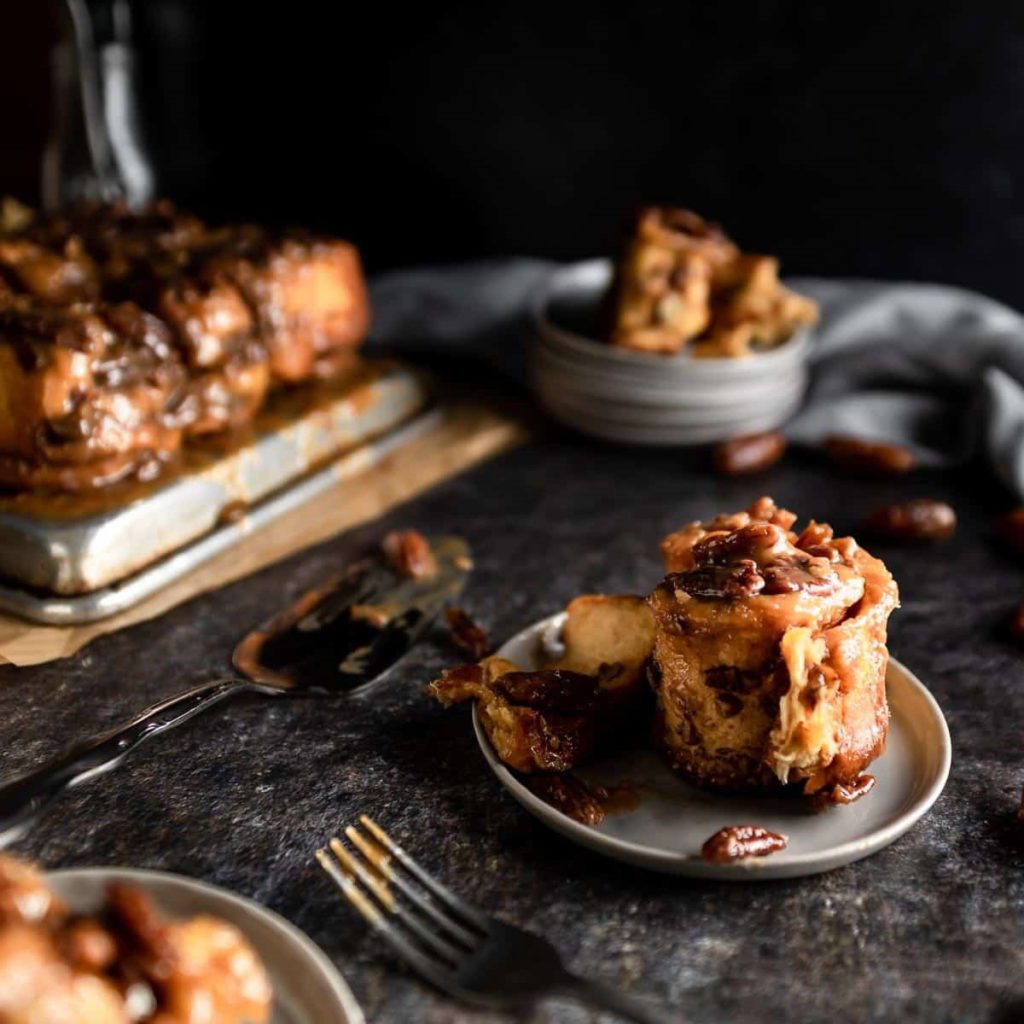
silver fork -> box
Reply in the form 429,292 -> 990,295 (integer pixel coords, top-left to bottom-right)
317,816 -> 677,1023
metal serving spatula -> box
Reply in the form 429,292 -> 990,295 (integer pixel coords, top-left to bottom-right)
0,535 -> 471,847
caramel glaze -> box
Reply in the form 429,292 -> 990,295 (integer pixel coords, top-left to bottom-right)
0,358 -> 392,522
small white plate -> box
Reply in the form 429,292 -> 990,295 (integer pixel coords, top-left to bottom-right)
48,867 -> 364,1023
473,614 -> 951,880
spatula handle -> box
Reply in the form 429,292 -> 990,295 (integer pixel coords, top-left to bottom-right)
0,677 -> 251,847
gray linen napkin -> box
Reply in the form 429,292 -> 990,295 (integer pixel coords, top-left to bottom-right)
369,261 -> 1024,497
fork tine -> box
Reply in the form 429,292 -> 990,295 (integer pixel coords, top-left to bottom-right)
344,825 -> 480,949
316,848 -> 457,993
328,837 -> 465,965
359,814 -> 490,930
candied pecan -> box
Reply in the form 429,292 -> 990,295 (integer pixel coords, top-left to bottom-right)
669,561 -> 765,599
810,774 -> 877,809
996,508 -> 1024,555
692,523 -> 783,566
525,773 -> 607,826
830,535 -> 859,562
795,520 -> 836,558
493,669 -> 599,714
761,560 -> 839,596
701,825 -> 788,863
425,663 -> 485,705
382,529 -> 437,579
824,436 -> 916,476
797,520 -> 832,547
865,499 -> 956,541
524,711 -> 598,772
712,432 -> 787,476
747,497 -> 797,530
444,606 -> 490,659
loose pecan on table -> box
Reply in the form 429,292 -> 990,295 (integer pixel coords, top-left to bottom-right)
824,436 -> 916,477
712,432 -> 787,476
382,529 -> 437,579
700,825 -> 788,863
444,606 -> 491,659
864,499 -> 956,541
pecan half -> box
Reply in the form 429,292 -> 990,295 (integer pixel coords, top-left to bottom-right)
712,432 -> 787,476
865,499 -> 956,541
761,560 -> 838,595
669,561 -> 765,599
425,663 -> 486,705
445,606 -> 491,659
810,774 -> 877,809
701,825 -> 788,863
493,669 -> 599,714
382,529 -> 437,579
525,773 -> 607,827
692,522 -> 783,566
825,436 -> 916,476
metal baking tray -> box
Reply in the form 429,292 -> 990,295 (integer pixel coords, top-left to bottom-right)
0,360 -> 434,625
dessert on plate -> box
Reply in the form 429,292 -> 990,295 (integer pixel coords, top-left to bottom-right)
605,205 -> 818,357
429,497 -> 899,811
0,854 -> 271,1023
652,497 -> 898,794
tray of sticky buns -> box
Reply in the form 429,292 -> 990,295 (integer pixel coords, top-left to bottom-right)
0,199 -> 431,623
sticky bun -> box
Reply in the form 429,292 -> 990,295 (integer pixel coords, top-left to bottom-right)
0,198 -> 370,491
652,497 -> 898,792
0,854 -> 271,1024
606,206 -> 818,357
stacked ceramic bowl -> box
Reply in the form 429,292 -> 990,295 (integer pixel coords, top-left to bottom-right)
530,259 -> 812,445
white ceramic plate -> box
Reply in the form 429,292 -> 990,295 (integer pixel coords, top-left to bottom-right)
473,614 -> 951,880
48,868 -> 364,1024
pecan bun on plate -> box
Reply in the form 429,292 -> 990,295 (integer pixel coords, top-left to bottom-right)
652,497 -> 898,794
429,498 -> 898,810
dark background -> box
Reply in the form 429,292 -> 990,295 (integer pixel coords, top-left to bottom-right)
6,1 -> 1024,303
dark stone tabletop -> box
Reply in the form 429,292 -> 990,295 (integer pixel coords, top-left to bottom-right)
2,423 -> 1023,1024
